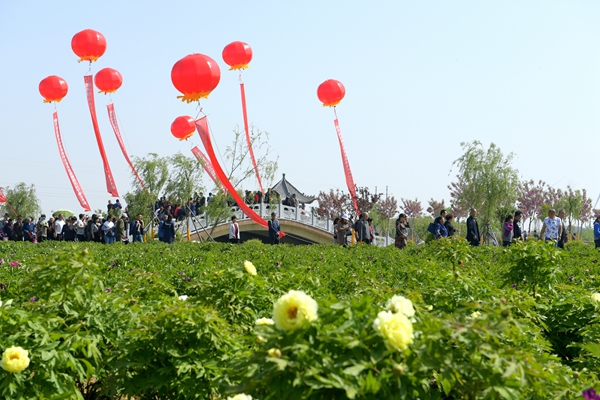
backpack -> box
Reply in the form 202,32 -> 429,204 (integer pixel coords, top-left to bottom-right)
427,223 -> 436,235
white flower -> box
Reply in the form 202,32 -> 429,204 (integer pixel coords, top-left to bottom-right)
385,295 -> 415,318
227,394 -> 253,400
178,295 -> 188,301
255,317 -> 275,326
591,293 -> 600,306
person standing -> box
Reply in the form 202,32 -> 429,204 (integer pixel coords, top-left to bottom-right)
513,210 -> 524,241
132,214 -> 145,243
76,214 -> 86,242
115,215 -> 126,242
557,209 -> 568,248
268,212 -> 281,245
37,215 -> 48,242
2,218 -> 14,241
102,217 -> 116,244
54,214 -> 65,241
357,213 -> 371,244
466,208 -> 480,246
502,215 -> 514,247
162,215 -> 175,244
433,216 -> 448,240
337,215 -> 350,246
332,217 -> 340,244
395,213 -> 409,249
22,217 -> 36,242
444,214 -> 456,237
229,216 -> 240,244
539,208 -> 562,245
594,216 -> 600,248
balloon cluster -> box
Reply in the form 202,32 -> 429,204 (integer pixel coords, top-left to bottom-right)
169,41 -> 254,141
39,29 -> 123,103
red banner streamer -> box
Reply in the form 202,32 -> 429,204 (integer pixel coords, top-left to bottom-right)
107,103 -> 145,190
240,83 -> 264,193
53,112 -> 91,212
84,75 -> 119,197
195,117 -> 285,237
334,118 -> 359,215
191,146 -> 218,184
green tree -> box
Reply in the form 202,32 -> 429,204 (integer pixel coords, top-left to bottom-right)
0,183 -> 42,218
450,141 -> 520,240
163,152 -> 205,208
223,125 -> 278,190
123,153 -> 169,228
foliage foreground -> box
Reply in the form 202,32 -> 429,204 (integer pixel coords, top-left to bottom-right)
1,239 -> 600,399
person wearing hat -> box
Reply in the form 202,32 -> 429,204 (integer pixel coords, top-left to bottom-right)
268,212 -> 281,245
229,216 -> 240,244
337,215 -> 350,246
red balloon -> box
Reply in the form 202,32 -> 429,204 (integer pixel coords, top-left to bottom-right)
71,29 -> 106,62
317,79 -> 346,107
39,75 -> 68,103
171,54 -> 221,103
222,41 -> 253,71
94,68 -> 123,94
171,116 -> 196,141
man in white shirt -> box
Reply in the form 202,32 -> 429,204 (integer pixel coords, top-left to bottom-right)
54,214 -> 65,241
539,208 -> 562,245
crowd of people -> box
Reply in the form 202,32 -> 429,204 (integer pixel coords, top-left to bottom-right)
391,207 -> 579,250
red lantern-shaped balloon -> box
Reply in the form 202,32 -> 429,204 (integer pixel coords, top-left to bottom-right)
94,68 -> 123,94
171,54 -> 221,103
39,75 -> 69,103
317,79 -> 346,107
71,29 -> 107,62
222,41 -> 253,71
171,116 -> 196,141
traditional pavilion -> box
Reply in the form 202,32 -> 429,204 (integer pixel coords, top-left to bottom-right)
271,173 -> 316,204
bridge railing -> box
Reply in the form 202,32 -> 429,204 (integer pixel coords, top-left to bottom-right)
173,202 -> 394,246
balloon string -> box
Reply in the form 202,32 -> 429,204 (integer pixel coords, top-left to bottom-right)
195,101 -> 205,119
333,106 -> 338,119
86,61 -> 92,75
238,73 -> 244,84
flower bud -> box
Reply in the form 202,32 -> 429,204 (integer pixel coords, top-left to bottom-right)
267,348 -> 281,358
393,363 -> 405,376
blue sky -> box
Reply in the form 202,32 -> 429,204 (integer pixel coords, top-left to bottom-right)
1,1 -> 599,214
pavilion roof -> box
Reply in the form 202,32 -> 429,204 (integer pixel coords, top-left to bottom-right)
271,173 -> 316,204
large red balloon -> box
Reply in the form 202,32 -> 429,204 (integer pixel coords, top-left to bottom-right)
71,29 -> 106,62
171,54 -> 221,103
317,79 -> 346,107
94,68 -> 123,94
39,76 -> 69,103
222,41 -> 253,71
171,116 -> 196,141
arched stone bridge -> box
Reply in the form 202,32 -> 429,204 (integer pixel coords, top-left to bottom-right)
174,203 -> 393,246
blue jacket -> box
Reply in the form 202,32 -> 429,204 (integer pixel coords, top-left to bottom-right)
22,222 -> 36,239
268,219 -> 281,239
594,221 -> 600,240
435,222 -> 448,239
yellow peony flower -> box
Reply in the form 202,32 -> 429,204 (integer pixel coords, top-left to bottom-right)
373,311 -> 413,352
0,346 -> 30,373
273,290 -> 318,331
385,295 -> 415,318
244,261 -> 257,276
227,394 -> 253,400
591,293 -> 600,306
255,317 -> 275,326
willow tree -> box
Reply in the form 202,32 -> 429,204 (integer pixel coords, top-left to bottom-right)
450,141 -> 520,240
0,183 -> 42,218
